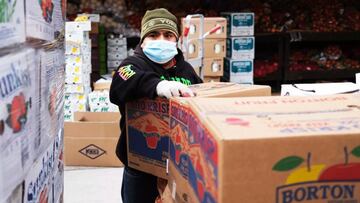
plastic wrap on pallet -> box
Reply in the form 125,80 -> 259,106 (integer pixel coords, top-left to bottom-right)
39,48 -> 65,158
0,48 -> 39,202
0,0 -> 26,49
53,0 -> 66,37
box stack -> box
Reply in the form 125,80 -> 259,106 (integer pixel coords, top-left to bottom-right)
222,13 -> 255,84
64,20 -> 92,121
88,80 -> 119,112
1,0 -> 65,202
181,17 -> 227,82
107,34 -> 127,73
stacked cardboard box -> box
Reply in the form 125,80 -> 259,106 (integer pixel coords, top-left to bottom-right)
125,83 -> 271,179
88,80 -> 119,112
64,21 -> 92,121
168,94 -> 360,203
1,1 -> 65,202
181,17 -> 227,82
64,112 -> 123,167
107,34 -> 127,73
221,13 -> 255,84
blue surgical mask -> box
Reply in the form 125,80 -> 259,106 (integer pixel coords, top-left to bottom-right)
143,40 -> 178,64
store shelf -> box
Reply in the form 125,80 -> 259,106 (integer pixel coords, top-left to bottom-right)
286,31 -> 360,42
284,69 -> 360,81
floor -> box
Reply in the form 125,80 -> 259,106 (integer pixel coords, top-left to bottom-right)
64,167 -> 124,203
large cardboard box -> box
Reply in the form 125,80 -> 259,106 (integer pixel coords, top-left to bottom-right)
221,12 -> 255,36
0,0 -> 26,49
181,17 -> 227,39
126,83 -> 271,179
169,94 -> 360,203
203,58 -> 224,77
224,58 -> 254,84
64,112 -> 123,167
226,37 -> 255,59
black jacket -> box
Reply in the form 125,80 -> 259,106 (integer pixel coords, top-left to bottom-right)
109,45 -> 202,166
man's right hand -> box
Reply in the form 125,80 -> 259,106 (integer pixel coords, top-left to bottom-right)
156,80 -> 195,99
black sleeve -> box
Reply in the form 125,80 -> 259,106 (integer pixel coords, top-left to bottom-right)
109,60 -> 162,106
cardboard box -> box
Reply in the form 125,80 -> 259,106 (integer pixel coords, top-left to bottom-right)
181,17 -> 227,39
203,58 -> 224,77
64,112 -> 123,167
204,39 -> 226,58
221,12 -> 254,36
25,0 -> 55,41
126,83 -> 271,179
224,58 -> 254,84
184,39 -> 226,59
226,37 -> 255,59
0,0 -> 25,49
203,76 -> 221,83
53,0 -> 66,35
281,82 -> 360,96
169,94 -> 360,203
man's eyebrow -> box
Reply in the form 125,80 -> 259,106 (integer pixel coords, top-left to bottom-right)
149,31 -> 160,35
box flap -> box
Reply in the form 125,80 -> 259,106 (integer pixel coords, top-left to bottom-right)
281,82 -> 360,96
189,82 -> 271,97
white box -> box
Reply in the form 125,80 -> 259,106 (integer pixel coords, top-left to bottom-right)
0,49 -> 37,160
107,46 -> 127,53
356,73 -> 360,85
24,140 -> 55,203
226,37 -> 255,59
221,12 -> 254,36
107,60 -> 122,69
224,58 -> 254,84
0,0 -> 25,49
107,38 -> 127,46
281,82 -> 360,96
25,0 -> 55,41
107,52 -> 127,61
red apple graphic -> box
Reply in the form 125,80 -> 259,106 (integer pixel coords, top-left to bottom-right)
319,146 -> 360,181
6,93 -> 27,133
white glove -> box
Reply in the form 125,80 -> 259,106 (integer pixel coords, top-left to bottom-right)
156,80 -> 195,99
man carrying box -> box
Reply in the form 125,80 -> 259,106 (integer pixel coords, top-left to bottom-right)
110,8 -> 202,203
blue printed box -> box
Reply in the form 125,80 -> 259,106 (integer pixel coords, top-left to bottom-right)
221,12 -> 254,36
224,58 -> 254,84
226,37 -> 255,59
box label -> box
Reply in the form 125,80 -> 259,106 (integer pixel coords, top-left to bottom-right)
127,99 -> 170,175
274,145 -> 360,203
